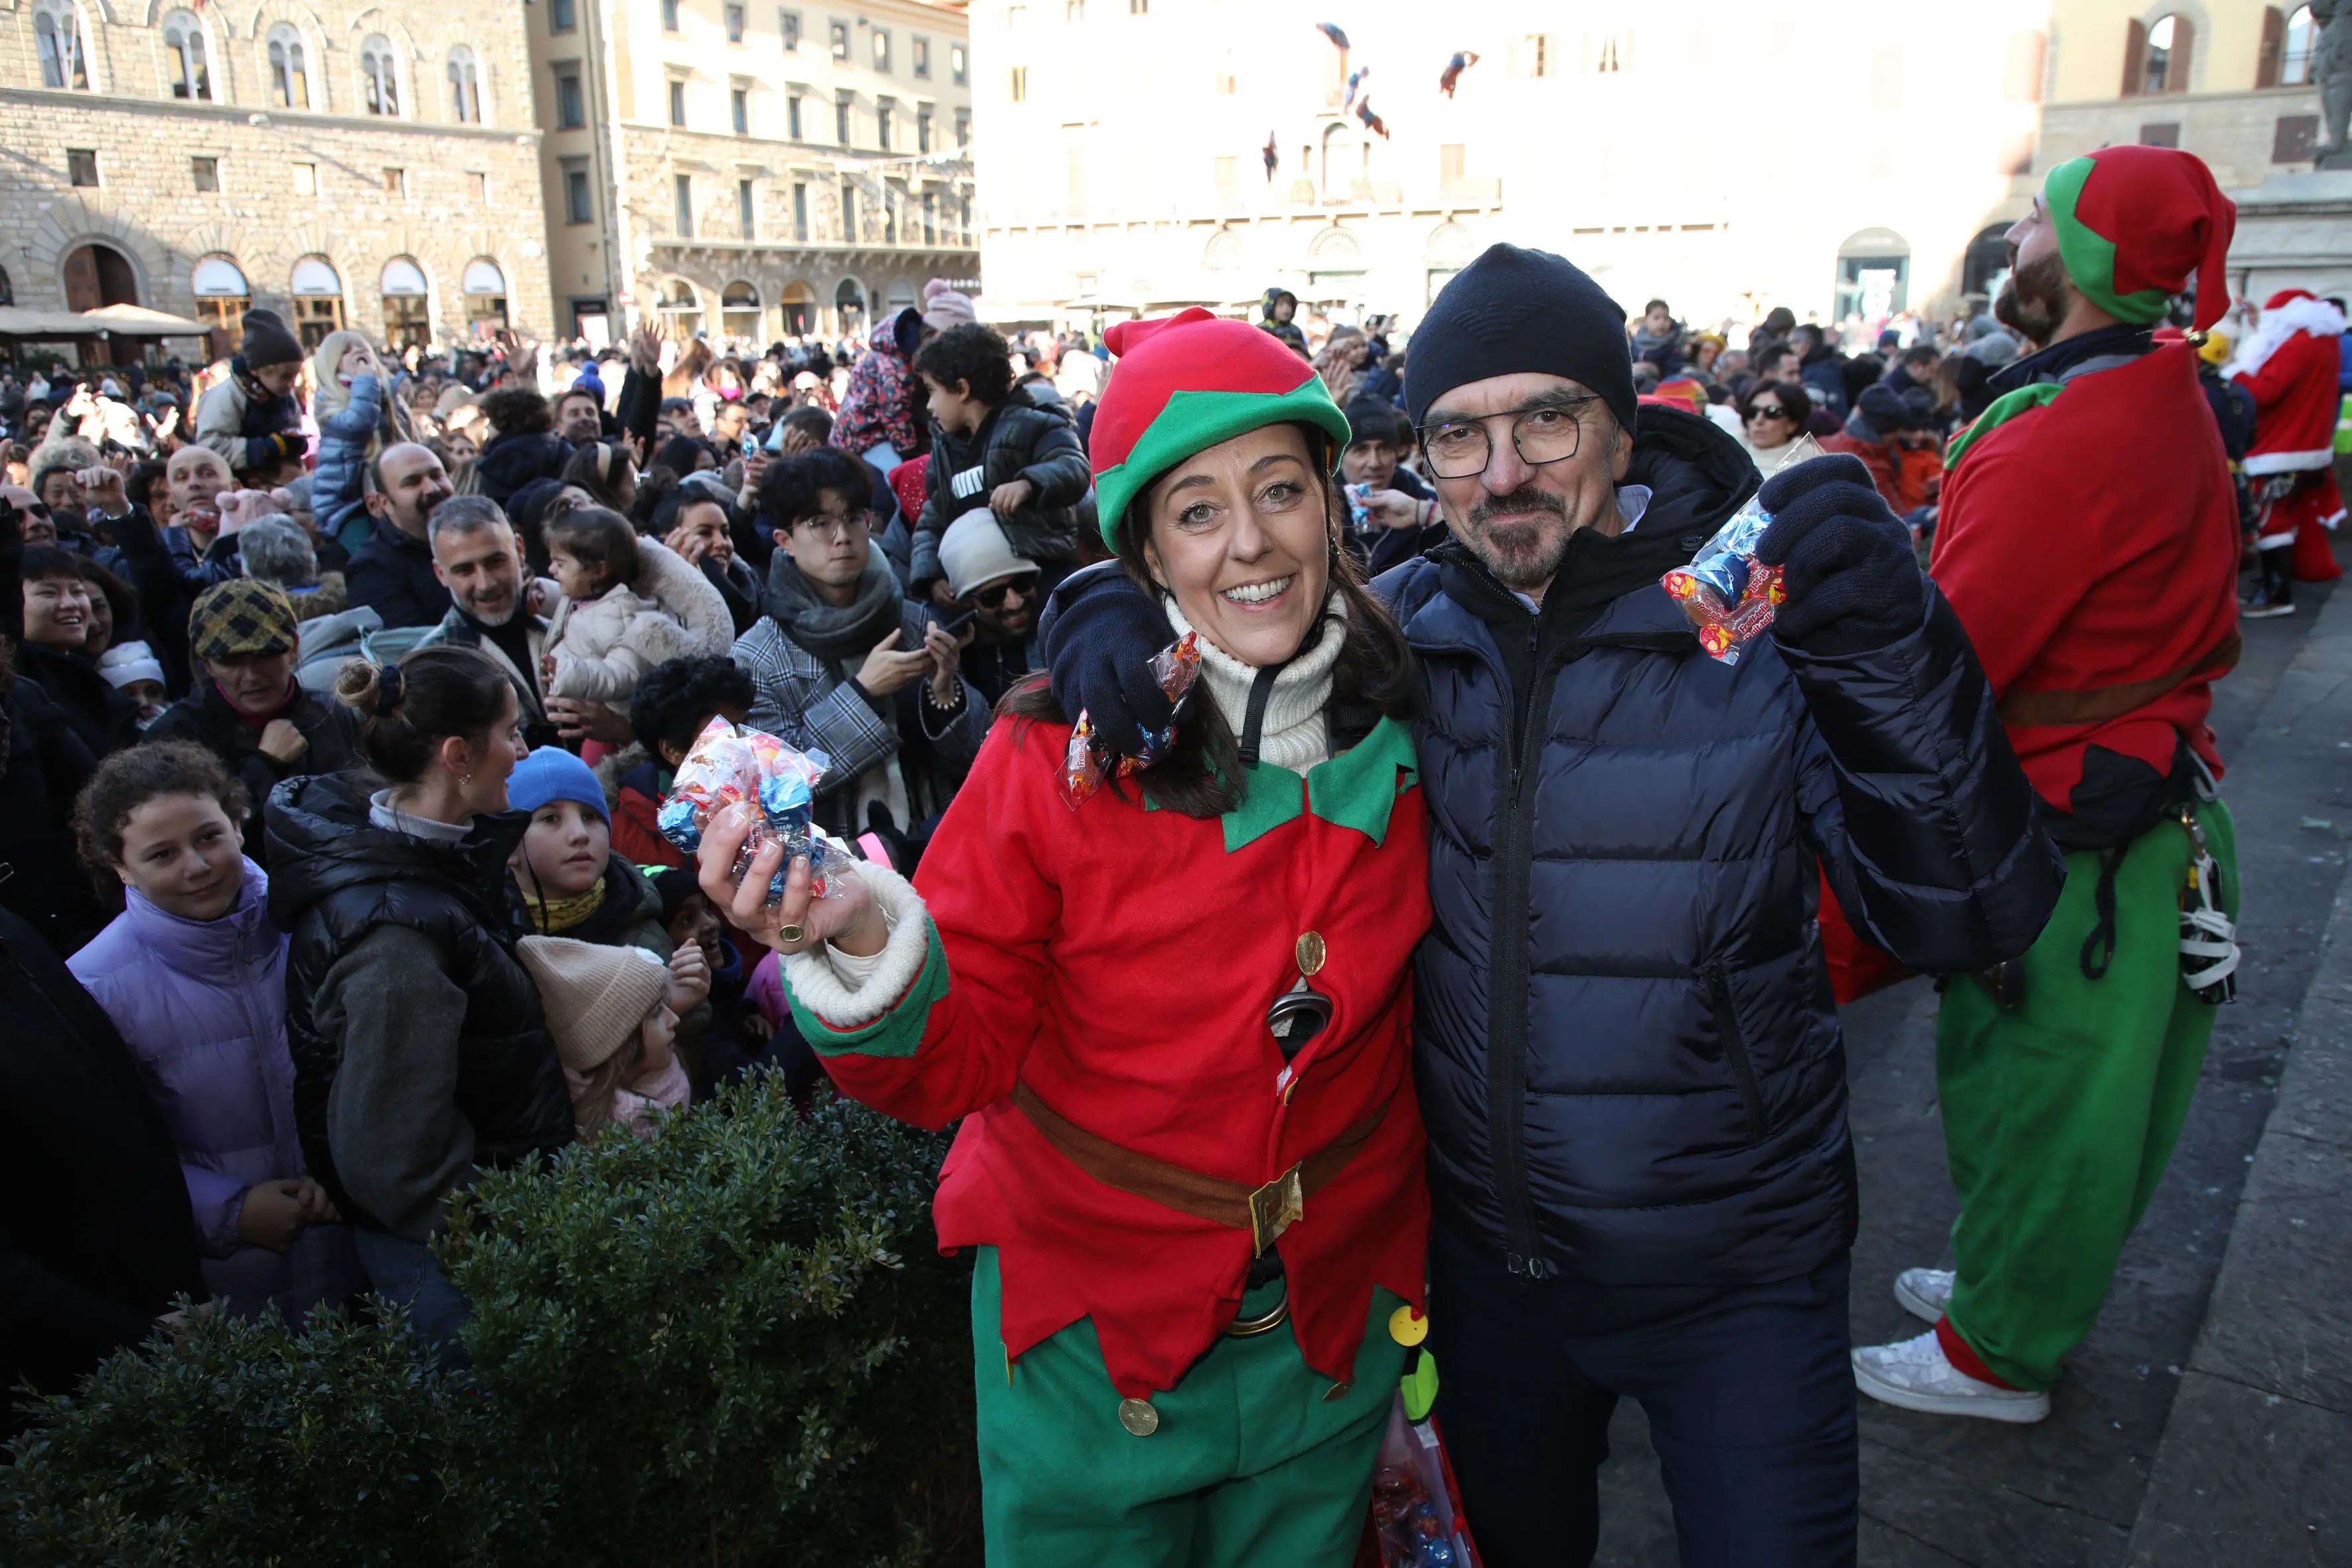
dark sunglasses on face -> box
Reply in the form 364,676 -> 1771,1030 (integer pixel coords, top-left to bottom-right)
973,571 -> 1040,608
1746,404 -> 1788,422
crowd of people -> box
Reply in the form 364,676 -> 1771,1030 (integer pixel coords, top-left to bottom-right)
0,139 -> 2335,1567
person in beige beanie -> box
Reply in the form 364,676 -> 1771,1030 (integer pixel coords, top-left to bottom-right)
516,935 -> 690,1140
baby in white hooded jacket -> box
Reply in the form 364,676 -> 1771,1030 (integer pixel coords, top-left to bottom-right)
539,507 -> 734,714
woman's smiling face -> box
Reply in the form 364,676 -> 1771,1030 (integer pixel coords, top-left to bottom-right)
1140,422 -> 1332,669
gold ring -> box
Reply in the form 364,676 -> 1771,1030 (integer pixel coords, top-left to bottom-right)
778,923 -> 805,944
1225,1288 -> 1291,1338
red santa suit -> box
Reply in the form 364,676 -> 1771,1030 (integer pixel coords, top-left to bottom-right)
2231,288 -> 2347,583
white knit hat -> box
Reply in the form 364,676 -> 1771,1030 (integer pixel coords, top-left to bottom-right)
99,640 -> 167,690
937,512 -> 1038,601
516,936 -> 670,1072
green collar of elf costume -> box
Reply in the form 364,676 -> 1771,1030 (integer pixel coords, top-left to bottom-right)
1142,714 -> 1420,853
1088,308 -> 1353,550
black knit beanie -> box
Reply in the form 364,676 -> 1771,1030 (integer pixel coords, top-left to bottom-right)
1344,397 -> 1403,448
239,308 -> 303,371
1404,244 -> 1637,437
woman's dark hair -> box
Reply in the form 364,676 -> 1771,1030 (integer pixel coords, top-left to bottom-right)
630,655 -> 756,757
479,387 -> 554,437
631,464 -> 683,532
19,542 -> 83,584
542,505 -> 641,592
73,739 -> 247,876
912,323 -> 1015,406
757,446 -> 873,530
655,434 -> 714,475
1002,420 -> 1416,819
559,439 -> 635,511
72,554 -> 140,645
1738,380 -> 1810,429
334,643 -> 514,785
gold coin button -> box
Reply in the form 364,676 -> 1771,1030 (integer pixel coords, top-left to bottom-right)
1296,931 -> 1327,977
1322,1378 -> 1354,1402
1117,1397 -> 1160,1437
1389,1303 -> 1429,1348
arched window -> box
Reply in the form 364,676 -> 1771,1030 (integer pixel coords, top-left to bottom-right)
163,9 -> 214,101
834,276 -> 866,333
1318,121 -> 1352,201
2285,5 -> 2317,85
2128,14 -> 2193,96
191,255 -> 250,354
35,0 -> 91,91
1834,228 -> 1911,325
267,23 -> 310,110
361,35 -> 402,118
462,258 -> 508,331
291,256 -> 346,347
381,256 -> 431,349
722,281 -> 761,339
657,278 -> 700,340
447,45 -> 482,123
778,280 -> 815,336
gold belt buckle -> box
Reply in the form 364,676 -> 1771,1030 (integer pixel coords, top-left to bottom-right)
1248,1166 -> 1305,1256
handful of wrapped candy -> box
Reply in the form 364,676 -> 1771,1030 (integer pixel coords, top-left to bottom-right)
656,717 -> 840,902
1372,1467 -> 1458,1567
1660,437 -> 1824,665
1060,631 -> 1204,808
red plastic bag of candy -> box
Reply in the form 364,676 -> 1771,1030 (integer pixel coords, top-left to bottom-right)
1660,437 -> 1826,665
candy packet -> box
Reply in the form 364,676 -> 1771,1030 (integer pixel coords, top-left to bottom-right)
1660,436 -> 1824,665
655,716 -> 840,902
1060,631 -> 1203,808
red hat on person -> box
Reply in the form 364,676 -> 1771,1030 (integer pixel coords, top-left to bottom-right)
887,454 -> 929,522
2043,145 -> 2236,333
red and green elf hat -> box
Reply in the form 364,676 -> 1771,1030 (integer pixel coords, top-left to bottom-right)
1089,308 -> 1352,549
2044,145 -> 2236,332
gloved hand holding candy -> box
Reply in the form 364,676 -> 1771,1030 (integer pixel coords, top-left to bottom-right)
1060,631 -> 1203,807
657,717 -> 841,903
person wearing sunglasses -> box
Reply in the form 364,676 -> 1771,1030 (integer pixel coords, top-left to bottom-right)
1737,381 -> 1813,479
936,513 -> 1044,708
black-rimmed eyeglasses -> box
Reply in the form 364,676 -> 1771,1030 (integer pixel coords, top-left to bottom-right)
1417,396 -> 1601,480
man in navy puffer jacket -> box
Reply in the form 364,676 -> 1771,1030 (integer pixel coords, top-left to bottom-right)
1041,244 -> 2062,1568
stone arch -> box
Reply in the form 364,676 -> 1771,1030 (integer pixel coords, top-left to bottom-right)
1423,220 -> 1476,269
1204,227 -> 1243,273
23,197 -> 169,311
1306,224 -> 1363,268
347,9 -> 421,119
246,0 -> 329,112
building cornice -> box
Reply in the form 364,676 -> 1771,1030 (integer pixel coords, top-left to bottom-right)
0,85 -> 542,145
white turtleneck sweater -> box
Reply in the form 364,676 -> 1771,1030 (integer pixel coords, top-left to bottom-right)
1164,590 -> 1349,776
812,588 -> 1354,1000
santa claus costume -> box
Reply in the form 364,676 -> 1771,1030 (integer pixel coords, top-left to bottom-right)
1851,146 -> 2244,1421
745,311 -> 1433,1567
2230,287 -> 2348,608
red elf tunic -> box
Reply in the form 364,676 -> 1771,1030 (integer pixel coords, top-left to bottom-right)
787,714 -> 1432,1401
1931,339 -> 2240,814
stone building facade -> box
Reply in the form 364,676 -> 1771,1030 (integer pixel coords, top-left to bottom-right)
530,0 -> 977,345
0,0 -> 553,357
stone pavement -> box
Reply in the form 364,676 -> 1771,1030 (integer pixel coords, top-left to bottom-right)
1585,544 -> 2352,1566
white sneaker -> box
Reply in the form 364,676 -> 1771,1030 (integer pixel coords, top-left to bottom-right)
1852,1330 -> 2051,1423
1894,1267 -> 1953,1324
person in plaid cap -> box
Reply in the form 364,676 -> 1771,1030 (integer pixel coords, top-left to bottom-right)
146,578 -> 362,868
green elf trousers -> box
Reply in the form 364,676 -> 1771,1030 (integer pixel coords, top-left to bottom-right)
969,1247 -> 1407,1568
1934,798 -> 2238,1391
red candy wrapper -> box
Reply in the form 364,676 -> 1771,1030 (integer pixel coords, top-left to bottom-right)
1660,435 -> 1823,665
1060,632 -> 1202,808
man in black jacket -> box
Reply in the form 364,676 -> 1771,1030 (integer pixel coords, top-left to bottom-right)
345,443 -> 456,630
0,904 -> 204,1436
1043,244 -> 2063,1567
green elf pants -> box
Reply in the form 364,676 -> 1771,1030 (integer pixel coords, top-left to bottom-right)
969,1247 -> 1407,1568
1934,798 -> 2238,1391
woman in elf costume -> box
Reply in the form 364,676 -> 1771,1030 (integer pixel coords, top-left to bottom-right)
697,308 -> 1432,1566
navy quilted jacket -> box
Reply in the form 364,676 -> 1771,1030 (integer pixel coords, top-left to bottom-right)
1379,408 -> 2060,1285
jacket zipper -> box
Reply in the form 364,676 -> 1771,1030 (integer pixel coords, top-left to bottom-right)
1488,620 -> 1563,1279
1703,963 -> 1768,1142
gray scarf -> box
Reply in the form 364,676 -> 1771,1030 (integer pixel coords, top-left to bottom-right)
763,550 -> 900,662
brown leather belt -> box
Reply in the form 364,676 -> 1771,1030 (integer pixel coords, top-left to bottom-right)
1996,629 -> 2242,730
1010,1082 -> 1386,1257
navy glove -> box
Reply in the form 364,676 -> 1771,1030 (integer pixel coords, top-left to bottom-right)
1753,453 -> 1925,656
1039,561 -> 1176,758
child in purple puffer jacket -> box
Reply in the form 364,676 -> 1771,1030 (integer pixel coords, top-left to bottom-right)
67,742 -> 360,1321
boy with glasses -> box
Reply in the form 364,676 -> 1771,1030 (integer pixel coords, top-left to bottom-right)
732,447 -> 988,846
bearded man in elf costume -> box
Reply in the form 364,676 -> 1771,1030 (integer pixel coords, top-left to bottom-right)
1850,145 -> 2246,1423
699,310 -> 1435,1565
2229,286 -> 2349,615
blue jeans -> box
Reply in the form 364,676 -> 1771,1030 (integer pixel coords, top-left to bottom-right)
352,1229 -> 473,1371
1430,1224 -> 1858,1568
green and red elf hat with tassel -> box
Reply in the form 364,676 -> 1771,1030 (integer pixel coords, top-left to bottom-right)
1950,145 -> 2236,470
2045,144 -> 2236,333
1088,307 -> 1353,550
